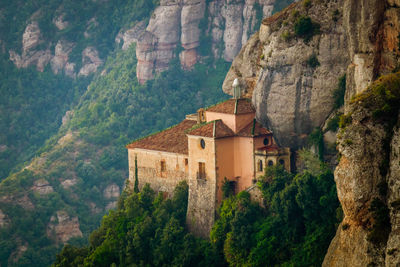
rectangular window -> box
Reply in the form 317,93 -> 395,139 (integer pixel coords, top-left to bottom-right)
161,160 -> 166,172
184,158 -> 188,166
258,160 -> 263,172
198,162 -> 206,179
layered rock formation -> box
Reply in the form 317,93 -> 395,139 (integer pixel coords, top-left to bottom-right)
9,20 -> 102,77
222,0 -> 400,265
121,0 -> 278,83
323,73 -> 400,267
47,210 -> 83,244
223,1 -> 349,148
9,22 -> 52,72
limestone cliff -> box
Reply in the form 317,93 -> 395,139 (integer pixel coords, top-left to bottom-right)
7,0 -> 291,82
223,0 -> 400,148
222,0 -> 400,265
120,0 -> 279,83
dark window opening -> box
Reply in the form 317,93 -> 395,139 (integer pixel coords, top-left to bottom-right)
263,137 -> 269,146
279,159 -> 285,165
200,139 -> 206,149
258,160 -> 263,172
198,162 -> 206,179
268,160 -> 274,166
161,160 -> 166,172
184,158 -> 188,166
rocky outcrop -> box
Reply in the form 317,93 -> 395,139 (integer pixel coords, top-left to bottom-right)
223,0 -> 400,149
61,178 -> 77,189
323,73 -> 400,266
47,210 -> 83,244
0,209 -> 10,228
103,183 -> 120,199
223,1 -> 349,148
105,201 -> 117,210
50,40 -> 75,77
343,0 -> 400,108
9,22 -> 52,72
78,46 -> 103,76
221,1 -> 400,263
53,14 -> 69,30
122,0 -> 278,83
9,21 -> 100,77
32,179 -> 54,195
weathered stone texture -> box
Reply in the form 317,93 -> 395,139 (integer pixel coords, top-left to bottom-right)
103,183 -> 120,199
385,116 -> 400,266
186,136 -> 217,238
125,0 -> 277,83
47,210 -> 83,244
32,179 -> 54,195
78,46 -> 103,76
224,1 -> 348,148
128,149 -> 189,196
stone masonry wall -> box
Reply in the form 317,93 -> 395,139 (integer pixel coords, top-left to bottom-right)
128,148 -> 188,196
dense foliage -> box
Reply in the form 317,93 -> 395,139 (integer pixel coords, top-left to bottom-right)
0,44 -> 229,266
55,159 -> 340,267
54,182 -> 219,267
0,0 -> 158,58
0,0 -> 160,180
212,164 -> 340,267
0,55 -> 89,180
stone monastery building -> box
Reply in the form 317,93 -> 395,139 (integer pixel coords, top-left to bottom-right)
127,96 -> 291,237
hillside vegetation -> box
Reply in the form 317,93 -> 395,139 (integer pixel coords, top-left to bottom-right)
54,161 -> 340,267
0,43 -> 229,266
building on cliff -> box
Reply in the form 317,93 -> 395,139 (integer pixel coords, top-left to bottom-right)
126,90 -> 291,237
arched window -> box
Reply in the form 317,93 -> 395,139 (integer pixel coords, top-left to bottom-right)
279,159 -> 285,165
268,160 -> 274,166
263,137 -> 269,146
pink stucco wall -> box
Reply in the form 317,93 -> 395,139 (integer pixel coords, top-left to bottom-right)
206,111 -> 255,133
233,137 -> 255,192
214,136 -> 256,203
215,137 -> 234,203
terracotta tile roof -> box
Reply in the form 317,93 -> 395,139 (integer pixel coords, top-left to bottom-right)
206,98 -> 255,115
126,119 -> 197,155
257,144 -> 280,152
186,120 -> 234,138
237,120 -> 271,137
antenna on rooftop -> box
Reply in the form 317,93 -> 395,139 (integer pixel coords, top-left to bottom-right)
233,78 -> 241,99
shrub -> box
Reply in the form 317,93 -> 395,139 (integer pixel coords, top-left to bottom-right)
294,15 -> 320,41
307,53 -> 320,68
339,113 -> 352,128
333,75 -> 346,109
325,113 -> 342,132
303,0 -> 312,9
281,30 -> 292,41
367,198 -> 390,245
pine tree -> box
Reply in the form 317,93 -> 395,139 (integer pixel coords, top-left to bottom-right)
134,155 -> 139,193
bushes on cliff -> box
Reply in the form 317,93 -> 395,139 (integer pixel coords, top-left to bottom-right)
294,15 -> 320,41
211,165 -> 340,267
53,182 -> 219,267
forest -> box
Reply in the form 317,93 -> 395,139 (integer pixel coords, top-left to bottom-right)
54,157 -> 340,266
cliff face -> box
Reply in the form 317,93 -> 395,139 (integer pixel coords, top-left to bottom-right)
223,0 -> 400,148
6,0 -> 288,82
223,0 -> 349,148
223,0 -> 400,264
119,0 -> 279,83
